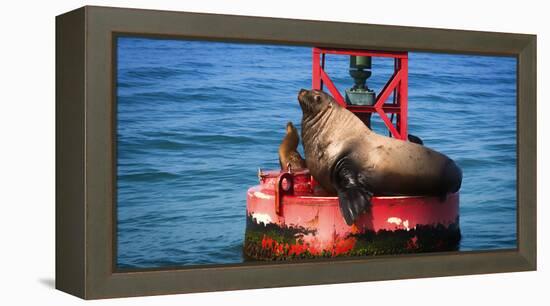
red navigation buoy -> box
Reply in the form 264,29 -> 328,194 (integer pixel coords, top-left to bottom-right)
243,47 -> 460,261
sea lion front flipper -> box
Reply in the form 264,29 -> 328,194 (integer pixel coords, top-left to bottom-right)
331,157 -> 373,225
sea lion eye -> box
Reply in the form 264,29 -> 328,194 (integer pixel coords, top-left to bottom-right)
314,95 -> 321,102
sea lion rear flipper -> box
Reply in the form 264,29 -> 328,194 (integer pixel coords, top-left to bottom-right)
331,157 -> 373,225
407,134 -> 424,145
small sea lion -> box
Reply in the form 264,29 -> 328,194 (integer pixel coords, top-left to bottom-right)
298,89 -> 462,225
278,122 -> 306,171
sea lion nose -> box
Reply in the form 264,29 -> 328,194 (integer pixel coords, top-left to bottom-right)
299,88 -> 308,97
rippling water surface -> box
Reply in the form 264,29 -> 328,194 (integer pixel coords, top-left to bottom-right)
116,37 -> 517,269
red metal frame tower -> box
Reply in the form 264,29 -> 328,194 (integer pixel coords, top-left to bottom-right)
312,47 -> 409,140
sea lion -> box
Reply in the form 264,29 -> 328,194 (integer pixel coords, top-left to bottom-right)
278,122 -> 306,171
298,89 -> 462,225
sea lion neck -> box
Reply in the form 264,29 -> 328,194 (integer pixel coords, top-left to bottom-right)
302,104 -> 333,132
300,105 -> 338,149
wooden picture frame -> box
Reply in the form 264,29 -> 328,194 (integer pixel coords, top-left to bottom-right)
56,5 -> 536,299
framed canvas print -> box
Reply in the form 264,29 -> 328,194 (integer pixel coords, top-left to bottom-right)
56,6 -> 536,299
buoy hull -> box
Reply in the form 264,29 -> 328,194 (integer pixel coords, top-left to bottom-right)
244,170 -> 460,260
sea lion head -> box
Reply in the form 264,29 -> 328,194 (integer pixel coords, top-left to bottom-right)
297,89 -> 334,117
286,121 -> 298,135
285,121 -> 299,144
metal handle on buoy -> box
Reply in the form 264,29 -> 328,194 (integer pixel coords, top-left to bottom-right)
275,172 -> 294,216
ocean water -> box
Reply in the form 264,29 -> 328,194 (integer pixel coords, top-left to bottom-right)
116,37 -> 517,269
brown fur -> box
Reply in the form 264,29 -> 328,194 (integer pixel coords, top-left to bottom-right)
278,122 -> 306,171
298,89 -> 462,224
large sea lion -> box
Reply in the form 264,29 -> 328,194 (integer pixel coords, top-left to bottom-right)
298,89 -> 462,225
278,122 -> 306,171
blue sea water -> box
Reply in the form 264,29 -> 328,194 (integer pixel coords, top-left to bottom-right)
116,37 -> 517,269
